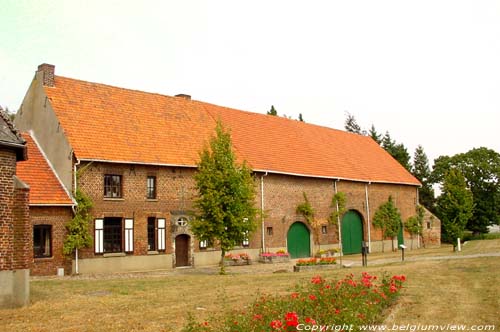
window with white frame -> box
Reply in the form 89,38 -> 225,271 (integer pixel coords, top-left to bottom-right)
94,217 -> 134,254
33,225 -> 52,258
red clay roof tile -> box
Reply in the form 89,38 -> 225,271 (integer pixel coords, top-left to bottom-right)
44,76 -> 420,186
17,133 -> 74,205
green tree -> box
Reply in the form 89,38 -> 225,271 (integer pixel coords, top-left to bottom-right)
267,105 -> 278,116
298,113 -> 304,122
381,131 -> 411,171
412,145 -> 435,211
368,124 -> 382,144
405,205 -> 424,249
372,196 -> 402,252
190,121 -> 257,274
344,112 -> 364,134
436,169 -> 474,248
431,147 -> 500,234
63,188 -> 93,274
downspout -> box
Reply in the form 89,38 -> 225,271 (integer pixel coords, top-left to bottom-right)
416,186 -> 420,249
73,156 -> 81,274
365,182 -> 372,253
260,172 -> 268,252
334,179 -> 342,267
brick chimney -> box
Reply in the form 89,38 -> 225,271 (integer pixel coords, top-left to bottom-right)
37,63 -> 55,87
175,94 -> 191,100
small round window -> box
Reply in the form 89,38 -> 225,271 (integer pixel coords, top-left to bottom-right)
176,217 -> 188,227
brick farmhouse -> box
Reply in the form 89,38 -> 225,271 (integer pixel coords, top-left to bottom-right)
13,64 -> 440,275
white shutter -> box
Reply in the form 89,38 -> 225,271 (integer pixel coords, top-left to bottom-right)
157,218 -> 166,251
95,219 -> 104,253
124,218 -> 134,252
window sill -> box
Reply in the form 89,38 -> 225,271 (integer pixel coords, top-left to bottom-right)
34,256 -> 53,261
103,198 -> 125,201
103,252 -> 126,258
146,199 -> 158,202
147,251 -> 159,255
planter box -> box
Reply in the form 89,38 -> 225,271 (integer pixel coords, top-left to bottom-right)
259,255 -> 290,264
224,259 -> 252,266
293,264 -> 338,272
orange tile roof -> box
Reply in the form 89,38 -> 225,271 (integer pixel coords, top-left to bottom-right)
16,133 -> 74,205
44,76 -> 420,186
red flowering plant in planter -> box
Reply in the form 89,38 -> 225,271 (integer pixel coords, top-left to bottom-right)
183,272 -> 406,332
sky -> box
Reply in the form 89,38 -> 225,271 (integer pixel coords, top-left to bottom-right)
1,0 -> 499,166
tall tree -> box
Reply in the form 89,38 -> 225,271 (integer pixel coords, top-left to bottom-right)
190,121 -> 258,274
368,124 -> 382,144
381,132 -> 411,171
298,113 -> 304,122
267,105 -> 278,116
436,169 -> 474,247
412,145 -> 435,211
344,112 -> 363,134
372,196 -> 402,252
431,147 -> 500,234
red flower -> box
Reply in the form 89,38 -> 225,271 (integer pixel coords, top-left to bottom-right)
389,284 -> 398,293
305,317 -> 317,324
311,275 -> 323,284
270,320 -> 283,329
284,312 -> 299,327
291,292 -> 299,299
253,314 -> 263,321
309,294 -> 317,301
335,308 -> 341,314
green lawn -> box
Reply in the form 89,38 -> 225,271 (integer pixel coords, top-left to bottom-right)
0,239 -> 498,331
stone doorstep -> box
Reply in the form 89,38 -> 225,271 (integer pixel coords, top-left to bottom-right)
293,264 -> 339,272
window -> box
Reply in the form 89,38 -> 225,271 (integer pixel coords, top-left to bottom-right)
104,174 -> 122,198
242,231 -> 249,247
321,225 -> 328,234
199,239 -> 208,249
266,227 -> 273,236
103,217 -> 122,253
176,217 -> 188,227
147,217 -> 156,251
33,225 -> 52,258
147,176 -> 157,199
427,222 -> 431,229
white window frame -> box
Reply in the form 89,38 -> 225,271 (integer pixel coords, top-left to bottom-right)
124,218 -> 134,253
95,218 -> 104,254
157,218 -> 166,251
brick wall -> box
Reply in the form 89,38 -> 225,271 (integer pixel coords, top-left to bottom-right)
13,185 -> 31,270
77,162 -> 199,258
0,150 -> 16,270
30,206 -> 73,275
74,161 -> 425,262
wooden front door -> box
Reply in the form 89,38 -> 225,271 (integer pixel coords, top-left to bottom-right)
287,222 -> 311,258
175,234 -> 190,267
341,210 -> 363,254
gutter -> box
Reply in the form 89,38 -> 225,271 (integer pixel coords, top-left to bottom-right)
260,171 -> 268,252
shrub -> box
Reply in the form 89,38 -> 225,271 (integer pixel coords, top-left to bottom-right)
183,272 -> 406,331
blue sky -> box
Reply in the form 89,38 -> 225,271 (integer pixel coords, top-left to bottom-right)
1,0 -> 499,165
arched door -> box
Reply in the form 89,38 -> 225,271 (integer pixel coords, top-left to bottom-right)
287,222 -> 311,258
341,210 -> 363,254
175,234 -> 190,267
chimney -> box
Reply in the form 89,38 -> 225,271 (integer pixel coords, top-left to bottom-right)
175,93 -> 191,100
37,63 -> 55,87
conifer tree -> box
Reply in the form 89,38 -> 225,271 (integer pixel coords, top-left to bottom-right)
368,124 -> 382,144
412,145 -> 435,211
267,105 -> 278,116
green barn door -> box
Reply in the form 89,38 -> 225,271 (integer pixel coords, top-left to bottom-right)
341,211 -> 363,254
287,222 -> 311,258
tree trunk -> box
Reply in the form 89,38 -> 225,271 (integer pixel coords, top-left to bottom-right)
381,231 -> 385,253
219,249 -> 226,275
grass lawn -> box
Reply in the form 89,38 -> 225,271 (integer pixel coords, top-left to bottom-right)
0,239 -> 499,331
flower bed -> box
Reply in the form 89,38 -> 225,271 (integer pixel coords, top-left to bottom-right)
223,253 -> 252,266
294,257 -> 337,272
259,251 -> 290,264
183,272 -> 407,331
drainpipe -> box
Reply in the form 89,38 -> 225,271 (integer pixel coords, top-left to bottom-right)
73,157 -> 81,274
365,182 -> 372,253
416,186 -> 420,249
334,179 -> 343,267
260,172 -> 268,252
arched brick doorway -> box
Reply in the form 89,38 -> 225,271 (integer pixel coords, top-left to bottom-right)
175,234 -> 190,267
